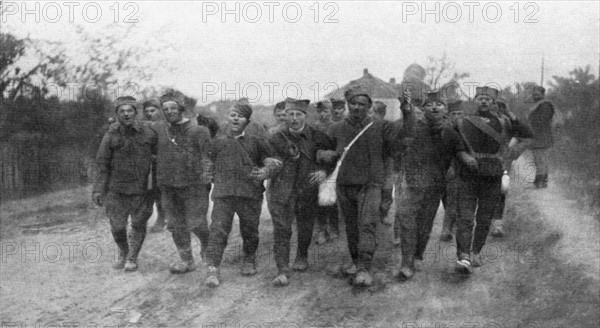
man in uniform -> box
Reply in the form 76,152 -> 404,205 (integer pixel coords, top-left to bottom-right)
269,101 -> 288,135
324,86 -> 414,286
330,98 -> 347,123
526,86 -> 556,188
92,96 -> 157,272
312,100 -> 339,244
394,92 -> 465,279
267,98 -> 335,286
370,101 -> 395,225
154,89 -> 212,274
204,101 -> 282,288
440,100 -> 465,242
142,98 -> 167,233
453,87 -> 532,274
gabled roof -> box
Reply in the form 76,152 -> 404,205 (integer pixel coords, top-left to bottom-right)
326,69 -> 399,99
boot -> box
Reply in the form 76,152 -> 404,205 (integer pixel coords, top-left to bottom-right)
125,227 -> 146,272
533,175 -> 543,188
353,269 -> 373,287
490,220 -> 505,237
241,255 -> 257,276
292,256 -> 309,272
205,266 -> 221,288
440,216 -> 454,242
169,230 -> 195,274
111,230 -> 129,270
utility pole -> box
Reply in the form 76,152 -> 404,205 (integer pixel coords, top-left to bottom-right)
540,53 -> 545,87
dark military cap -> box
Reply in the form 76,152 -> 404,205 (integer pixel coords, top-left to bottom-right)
230,101 -> 253,119
330,98 -> 346,109
422,91 -> 446,106
284,98 -> 310,113
115,96 -> 138,111
273,101 -> 286,114
142,98 -> 160,109
474,86 -> 499,100
344,86 -> 372,104
316,100 -> 333,112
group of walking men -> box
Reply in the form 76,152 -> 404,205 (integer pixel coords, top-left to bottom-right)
93,83 -> 555,287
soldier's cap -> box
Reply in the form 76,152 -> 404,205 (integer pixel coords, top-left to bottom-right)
285,98 -> 310,113
114,96 -> 138,111
316,100 -> 333,112
422,91 -> 446,107
532,85 -> 546,95
230,100 -> 253,120
142,98 -> 161,109
344,86 -> 372,104
330,98 -> 346,109
273,101 -> 286,114
447,100 -> 463,112
372,101 -> 387,115
474,86 -> 499,101
160,88 -> 188,111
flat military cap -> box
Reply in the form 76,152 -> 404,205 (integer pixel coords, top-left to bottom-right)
474,86 -> 499,100
316,100 -> 333,112
344,86 -> 372,104
532,85 -> 546,95
423,91 -> 446,106
285,98 -> 310,113
160,88 -> 188,111
330,98 -> 346,109
114,96 -> 138,111
230,101 -> 253,119
273,100 -> 286,114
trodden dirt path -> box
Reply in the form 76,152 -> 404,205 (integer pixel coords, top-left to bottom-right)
1,154 -> 598,328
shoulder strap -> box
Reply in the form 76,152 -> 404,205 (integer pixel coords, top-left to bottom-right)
457,118 -> 476,155
276,129 -> 314,162
464,115 -> 504,145
337,122 -> 374,165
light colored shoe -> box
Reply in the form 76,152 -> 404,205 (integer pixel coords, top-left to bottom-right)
272,274 -> 289,287
490,220 -> 505,237
455,259 -> 473,275
353,270 -> 373,287
315,230 -> 327,245
205,266 -> 220,288
123,260 -> 138,272
397,266 -> 414,280
340,263 -> 358,276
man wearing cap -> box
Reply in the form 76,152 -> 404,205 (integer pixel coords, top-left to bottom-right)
370,101 -> 396,224
526,86 -> 556,188
330,98 -> 347,123
153,89 -> 212,274
312,99 -> 339,244
92,96 -> 158,272
440,100 -> 465,242
269,100 -> 288,135
203,100 -> 282,288
267,98 -> 335,286
324,86 -> 414,286
452,86 -> 532,274
142,98 -> 167,234
393,92 -> 466,279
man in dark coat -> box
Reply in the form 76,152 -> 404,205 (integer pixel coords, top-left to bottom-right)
203,101 -> 282,288
526,86 -> 556,188
92,96 -> 158,272
154,89 -> 213,274
394,92 -> 466,279
268,100 -> 288,135
330,98 -> 347,123
312,99 -> 339,244
142,98 -> 168,234
324,86 -> 414,286
267,98 -> 335,286
452,87 -> 533,274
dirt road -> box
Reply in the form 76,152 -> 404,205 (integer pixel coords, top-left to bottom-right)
1,155 -> 599,327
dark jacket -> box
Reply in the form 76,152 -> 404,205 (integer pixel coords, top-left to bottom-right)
528,100 -> 555,149
153,120 -> 211,187
454,110 -> 533,177
329,114 -> 413,186
93,121 -> 158,194
207,132 -> 281,200
402,115 -> 465,187
268,125 -> 335,203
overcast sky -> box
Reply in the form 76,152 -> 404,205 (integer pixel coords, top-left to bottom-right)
5,1 -> 599,104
